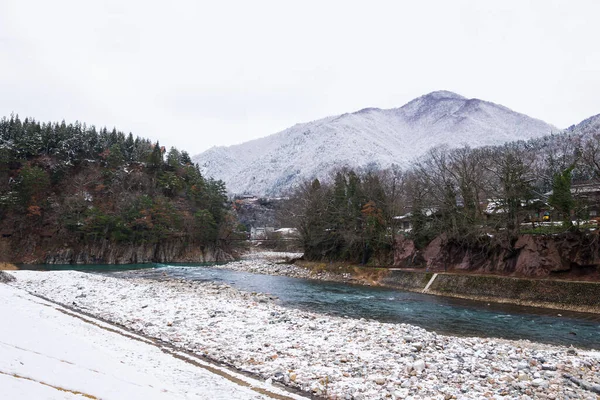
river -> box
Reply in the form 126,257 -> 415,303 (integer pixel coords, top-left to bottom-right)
19,263 -> 600,349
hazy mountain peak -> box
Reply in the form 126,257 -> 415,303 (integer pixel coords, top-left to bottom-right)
421,90 -> 466,100
194,91 -> 558,196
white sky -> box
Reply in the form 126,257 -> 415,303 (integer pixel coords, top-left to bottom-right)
1,0 -> 599,155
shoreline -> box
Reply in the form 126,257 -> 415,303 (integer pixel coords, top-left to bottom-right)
211,254 -> 600,315
6,250 -> 600,314
7,269 -> 600,399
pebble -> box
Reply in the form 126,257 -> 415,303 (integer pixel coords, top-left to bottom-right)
531,378 -> 549,388
413,359 -> 426,373
372,376 -> 386,385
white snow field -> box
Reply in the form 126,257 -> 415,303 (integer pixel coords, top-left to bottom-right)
0,282 -> 307,400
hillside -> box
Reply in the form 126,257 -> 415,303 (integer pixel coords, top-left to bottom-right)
0,116 -> 234,264
194,91 -> 557,196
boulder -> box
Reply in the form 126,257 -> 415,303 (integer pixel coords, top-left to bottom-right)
393,236 -> 417,267
423,235 -> 445,270
514,235 -> 565,277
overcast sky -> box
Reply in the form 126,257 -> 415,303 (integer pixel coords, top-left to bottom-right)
1,1 -> 599,155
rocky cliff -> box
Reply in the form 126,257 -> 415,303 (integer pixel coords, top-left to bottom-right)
394,233 -> 600,279
0,237 -> 233,265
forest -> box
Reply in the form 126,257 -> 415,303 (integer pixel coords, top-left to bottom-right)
283,121 -> 600,265
0,115 -> 234,262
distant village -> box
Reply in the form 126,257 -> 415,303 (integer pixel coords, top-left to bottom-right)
232,195 -> 298,241
395,182 -> 600,233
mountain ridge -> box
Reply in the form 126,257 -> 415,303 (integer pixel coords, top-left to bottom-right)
194,91 -> 558,196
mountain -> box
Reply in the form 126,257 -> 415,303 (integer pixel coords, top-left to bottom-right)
564,113 -> 600,137
193,91 -> 557,196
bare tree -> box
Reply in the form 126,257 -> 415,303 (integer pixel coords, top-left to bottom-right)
482,143 -> 536,244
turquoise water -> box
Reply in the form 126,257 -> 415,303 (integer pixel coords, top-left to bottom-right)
20,263 -> 600,349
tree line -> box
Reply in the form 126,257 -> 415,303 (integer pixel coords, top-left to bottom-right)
0,114 -> 233,252
283,126 -> 600,264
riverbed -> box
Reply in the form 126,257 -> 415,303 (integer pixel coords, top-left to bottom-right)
19,257 -> 600,349
8,269 -> 600,399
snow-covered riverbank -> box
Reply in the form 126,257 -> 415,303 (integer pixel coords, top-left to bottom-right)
221,252 -> 353,282
8,270 -> 600,399
0,276 -> 306,400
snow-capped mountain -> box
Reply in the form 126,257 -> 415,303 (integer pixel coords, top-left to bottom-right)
193,91 -> 557,196
564,113 -> 600,137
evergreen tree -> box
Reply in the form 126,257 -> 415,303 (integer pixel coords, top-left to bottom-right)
166,147 -> 182,169
180,151 -> 192,165
548,165 -> 575,228
149,141 -> 164,171
124,133 -> 135,161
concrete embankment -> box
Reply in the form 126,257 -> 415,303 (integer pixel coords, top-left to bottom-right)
378,269 -> 600,314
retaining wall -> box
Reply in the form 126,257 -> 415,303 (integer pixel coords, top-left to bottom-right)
374,269 -> 600,314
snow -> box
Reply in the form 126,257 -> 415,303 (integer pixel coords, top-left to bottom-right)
0,283 -> 305,400
193,90 -> 558,196
240,251 -> 303,261
6,270 -> 600,399
0,373 -> 83,400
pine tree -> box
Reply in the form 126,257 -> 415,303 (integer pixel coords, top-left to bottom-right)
149,141 -> 164,171
548,165 -> 575,228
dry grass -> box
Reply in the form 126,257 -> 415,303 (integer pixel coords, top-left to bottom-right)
349,266 -> 391,285
296,260 -> 391,285
0,262 -> 18,270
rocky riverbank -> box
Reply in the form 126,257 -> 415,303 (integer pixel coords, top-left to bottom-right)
222,252 -> 355,283
8,270 -> 600,399
0,237 -> 234,265
224,253 -> 600,314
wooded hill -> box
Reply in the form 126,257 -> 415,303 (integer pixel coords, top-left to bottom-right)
0,115 -> 234,264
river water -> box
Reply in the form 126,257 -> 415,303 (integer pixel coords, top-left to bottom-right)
20,263 -> 600,349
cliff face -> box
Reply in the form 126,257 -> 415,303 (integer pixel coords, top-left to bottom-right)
1,237 -> 233,265
394,233 -> 600,279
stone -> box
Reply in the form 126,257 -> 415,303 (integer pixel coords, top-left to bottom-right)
518,373 -> 529,381
542,364 -> 557,371
273,371 -> 285,382
413,359 -> 426,373
517,362 -> 529,370
373,376 -> 386,385
531,378 -> 549,388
